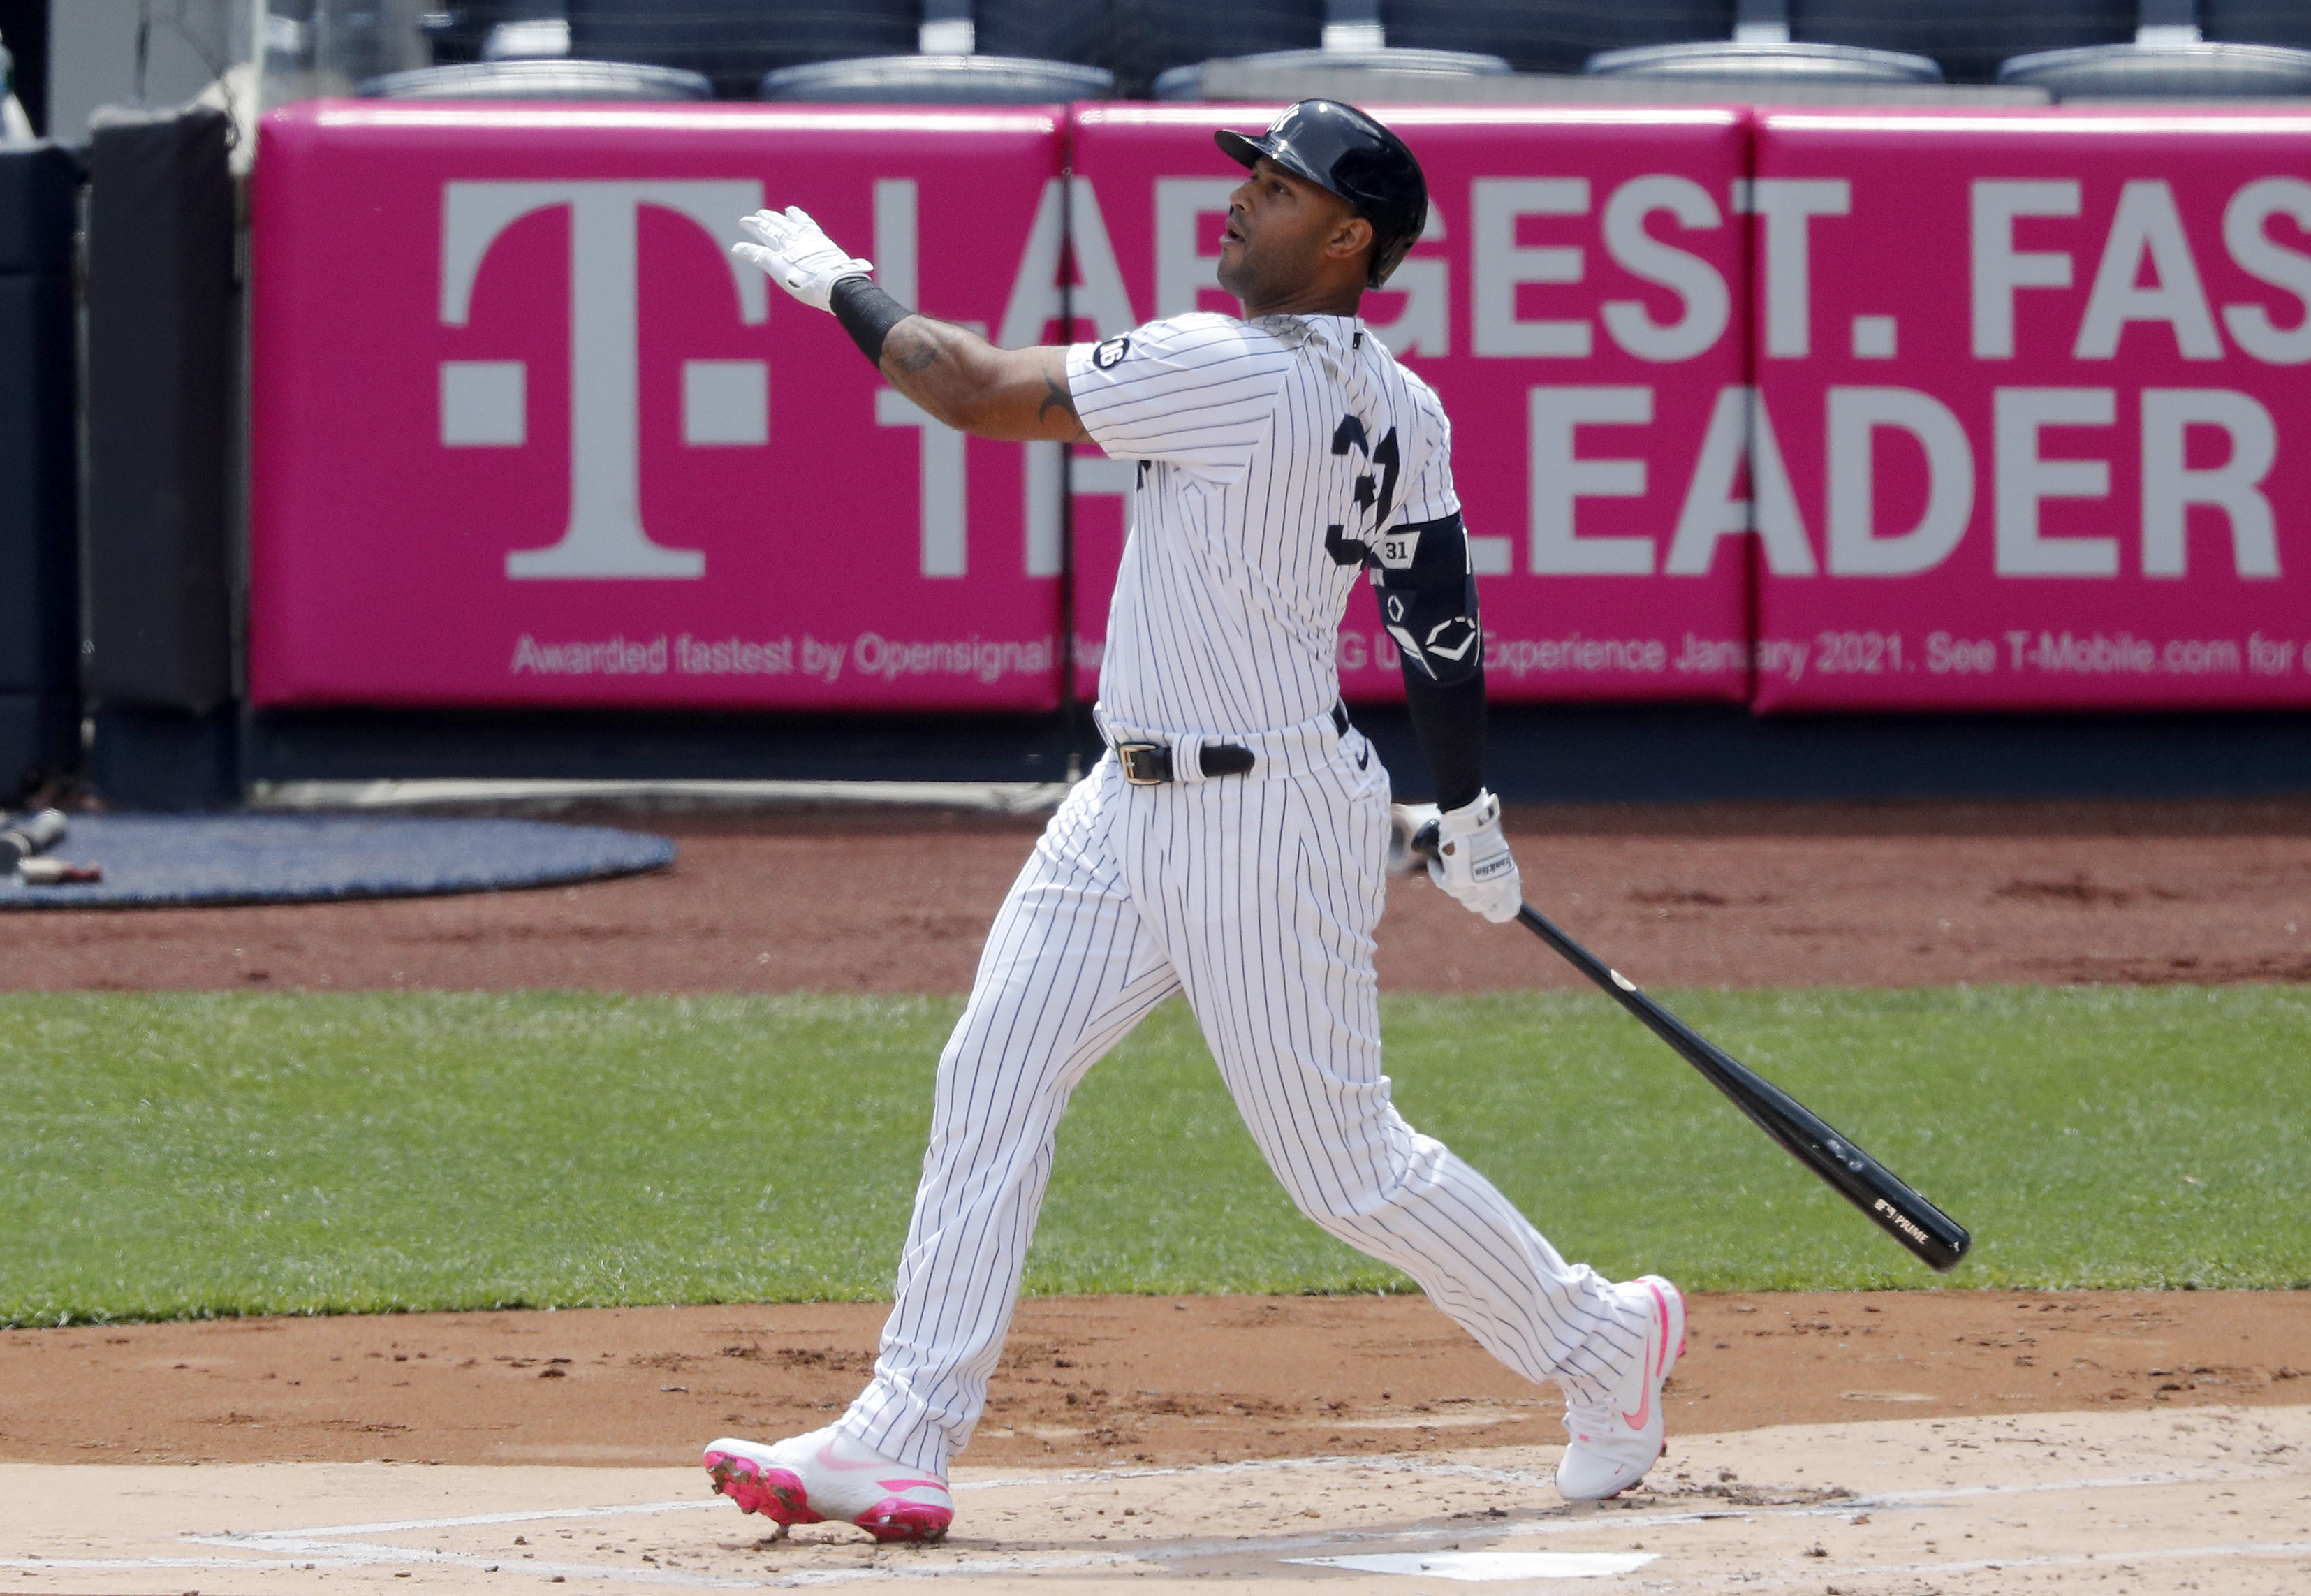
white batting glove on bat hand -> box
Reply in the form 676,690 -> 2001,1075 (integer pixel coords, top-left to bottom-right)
732,206 -> 874,313
1391,791 -> 1521,923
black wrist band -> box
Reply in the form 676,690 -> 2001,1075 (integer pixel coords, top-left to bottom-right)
829,277 -> 912,365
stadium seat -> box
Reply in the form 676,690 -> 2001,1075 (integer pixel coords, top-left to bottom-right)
1588,0 -> 1943,85
1388,0 -> 1736,76
759,0 -> 1116,102
382,2 -> 1104,105
370,1 -> 712,99
381,0 -> 1108,106
418,3 -> 569,66
1793,0 -> 2134,85
483,16 -> 577,62
759,53 -> 1113,101
1998,0 -> 2311,98
1153,0 -> 1506,101
358,59 -> 714,100
568,1 -> 919,98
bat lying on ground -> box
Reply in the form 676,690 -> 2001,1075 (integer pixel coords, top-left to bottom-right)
1391,808 -> 1971,1273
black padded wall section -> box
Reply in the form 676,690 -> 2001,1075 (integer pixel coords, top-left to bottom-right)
569,0 -> 918,96
975,0 -> 1108,70
0,142 -> 80,797
1095,0 -> 1324,98
2204,2 -> 2311,48
1791,0 -> 2135,82
0,133 -> 72,276
0,276 -> 73,691
0,0 -> 51,135
84,106 -> 237,717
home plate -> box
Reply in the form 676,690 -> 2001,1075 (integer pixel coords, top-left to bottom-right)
1289,1551 -> 1658,1580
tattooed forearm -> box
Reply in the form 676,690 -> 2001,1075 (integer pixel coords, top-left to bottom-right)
880,318 -> 948,377
866,316 -> 1082,442
1038,372 -> 1088,441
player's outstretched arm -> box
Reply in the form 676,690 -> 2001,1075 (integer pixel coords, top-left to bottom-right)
732,206 -> 1085,446
874,317 -> 1086,445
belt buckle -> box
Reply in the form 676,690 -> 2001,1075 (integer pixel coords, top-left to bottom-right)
1115,742 -> 1170,785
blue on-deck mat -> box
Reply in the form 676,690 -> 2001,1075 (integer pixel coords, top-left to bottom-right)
0,814 -> 676,908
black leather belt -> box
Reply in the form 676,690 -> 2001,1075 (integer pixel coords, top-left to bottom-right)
1115,705 -> 1351,786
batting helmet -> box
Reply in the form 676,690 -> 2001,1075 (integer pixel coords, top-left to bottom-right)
1215,99 -> 1429,288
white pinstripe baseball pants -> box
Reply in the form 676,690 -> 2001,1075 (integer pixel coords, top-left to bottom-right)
839,729 -> 1645,1475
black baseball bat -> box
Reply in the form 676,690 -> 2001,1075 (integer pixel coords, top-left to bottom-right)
1401,817 -> 1969,1272
0,809 -> 66,873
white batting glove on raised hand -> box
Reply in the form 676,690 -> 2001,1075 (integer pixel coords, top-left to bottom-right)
732,206 -> 874,313
1418,790 -> 1522,924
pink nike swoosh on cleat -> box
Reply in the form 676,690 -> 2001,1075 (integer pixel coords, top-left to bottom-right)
1619,1280 -> 1675,1428
1556,1275 -> 1685,1502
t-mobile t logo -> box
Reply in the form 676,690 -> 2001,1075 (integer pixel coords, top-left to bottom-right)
440,180 -> 766,579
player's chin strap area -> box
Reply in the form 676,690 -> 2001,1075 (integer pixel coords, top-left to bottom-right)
1097,703 -> 1355,785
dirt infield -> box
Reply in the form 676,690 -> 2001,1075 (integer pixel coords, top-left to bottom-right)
7,797 -> 2310,993
1,1291 -> 2304,1470
2,797 -> 2306,1591
3,1291 -> 2307,1593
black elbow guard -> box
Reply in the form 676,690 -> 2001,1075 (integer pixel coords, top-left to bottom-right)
1368,512 -> 1482,686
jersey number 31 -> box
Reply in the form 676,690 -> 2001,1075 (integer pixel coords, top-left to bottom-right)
1323,416 -> 1399,569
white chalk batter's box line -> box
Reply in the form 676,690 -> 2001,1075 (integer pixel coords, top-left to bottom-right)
1,1456 -> 2301,1589
1739,1540 -> 2311,1590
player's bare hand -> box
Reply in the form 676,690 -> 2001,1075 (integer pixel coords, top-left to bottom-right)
732,207 -> 874,312
1394,792 -> 1520,923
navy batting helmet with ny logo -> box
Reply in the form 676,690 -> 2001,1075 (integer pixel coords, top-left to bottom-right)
1215,99 -> 1430,290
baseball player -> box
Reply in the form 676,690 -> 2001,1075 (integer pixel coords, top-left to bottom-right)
708,100 -> 1683,1543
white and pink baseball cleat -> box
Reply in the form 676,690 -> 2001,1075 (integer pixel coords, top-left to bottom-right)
1555,1275 -> 1686,1502
704,1426 -> 953,1543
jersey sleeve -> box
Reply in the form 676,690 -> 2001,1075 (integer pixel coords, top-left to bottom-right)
1065,314 -> 1295,476
1390,372 -> 1462,527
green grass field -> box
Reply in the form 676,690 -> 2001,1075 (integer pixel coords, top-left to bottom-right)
1,986 -> 2304,1326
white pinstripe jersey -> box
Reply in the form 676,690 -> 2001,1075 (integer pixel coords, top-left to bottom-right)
1065,312 -> 1460,738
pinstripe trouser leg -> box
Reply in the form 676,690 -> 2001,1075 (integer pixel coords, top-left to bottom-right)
842,744 -> 1641,1476
1132,739 -> 1642,1412
842,763 -> 1182,1475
